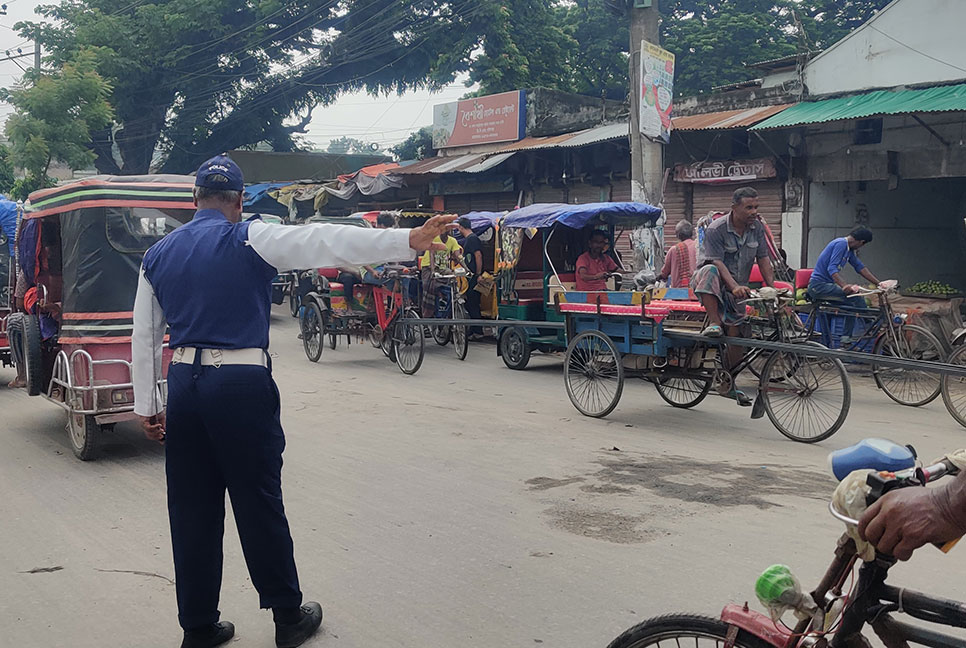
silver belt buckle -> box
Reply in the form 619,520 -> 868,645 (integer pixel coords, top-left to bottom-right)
210,349 -> 223,368
172,348 -> 185,364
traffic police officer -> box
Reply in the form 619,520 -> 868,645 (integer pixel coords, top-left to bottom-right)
132,155 -> 454,648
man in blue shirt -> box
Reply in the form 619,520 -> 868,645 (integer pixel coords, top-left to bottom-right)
808,227 -> 881,308
133,156 -> 453,648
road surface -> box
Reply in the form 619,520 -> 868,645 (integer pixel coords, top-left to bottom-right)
2,308 -> 964,647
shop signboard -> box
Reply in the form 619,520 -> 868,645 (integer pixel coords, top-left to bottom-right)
673,158 -> 778,184
432,90 -> 526,149
639,40 -> 675,143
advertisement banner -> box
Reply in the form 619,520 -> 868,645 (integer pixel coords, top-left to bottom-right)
639,40 -> 674,143
432,90 -> 526,149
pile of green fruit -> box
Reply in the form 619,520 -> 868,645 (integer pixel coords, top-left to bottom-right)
908,281 -> 960,296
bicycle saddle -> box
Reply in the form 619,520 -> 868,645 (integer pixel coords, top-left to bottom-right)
828,438 -> 917,481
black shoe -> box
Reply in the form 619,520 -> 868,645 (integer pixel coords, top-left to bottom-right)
181,621 -> 235,648
275,602 -> 323,648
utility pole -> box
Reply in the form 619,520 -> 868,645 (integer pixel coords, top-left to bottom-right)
34,40 -> 41,72
628,0 -> 663,206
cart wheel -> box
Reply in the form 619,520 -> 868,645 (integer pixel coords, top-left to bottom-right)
9,313 -> 44,396
873,324 -> 944,407
329,333 -> 338,350
500,327 -> 531,370
67,412 -> 98,461
654,374 -> 712,408
759,342 -> 850,443
301,302 -> 325,363
941,345 -> 966,429
394,308 -> 424,375
452,300 -> 468,361
564,330 -> 624,418
368,325 -> 383,349
289,275 -> 300,317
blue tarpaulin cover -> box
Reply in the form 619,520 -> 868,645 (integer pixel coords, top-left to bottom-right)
501,202 -> 661,229
462,211 -> 503,232
0,197 -> 17,254
243,182 -> 292,216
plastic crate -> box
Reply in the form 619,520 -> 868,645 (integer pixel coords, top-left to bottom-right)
798,311 -> 875,352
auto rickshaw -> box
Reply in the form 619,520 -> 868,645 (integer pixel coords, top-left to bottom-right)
18,176 -> 196,459
494,202 -> 663,370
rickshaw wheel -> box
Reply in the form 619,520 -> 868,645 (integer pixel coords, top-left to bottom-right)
564,330 -> 624,418
941,345 -> 966,429
288,275 -> 300,317
394,308 -> 424,375
301,302 -> 325,363
654,375 -> 712,408
452,300 -> 468,361
329,333 -> 338,350
67,412 -> 98,461
500,327 -> 530,370
368,325 -> 383,349
873,324 -> 944,407
759,341 -> 850,443
431,324 -> 451,346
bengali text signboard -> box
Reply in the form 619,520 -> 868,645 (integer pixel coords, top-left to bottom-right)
673,158 -> 778,184
432,90 -> 526,149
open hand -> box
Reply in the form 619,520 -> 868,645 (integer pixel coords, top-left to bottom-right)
139,412 -> 166,445
409,215 -> 458,252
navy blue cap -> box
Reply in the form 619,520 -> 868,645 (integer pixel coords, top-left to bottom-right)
195,154 -> 244,192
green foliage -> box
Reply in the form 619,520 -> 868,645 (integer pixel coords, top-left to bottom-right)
0,145 -> 15,196
391,126 -> 435,161
327,136 -> 382,155
8,175 -> 58,202
2,51 -> 113,179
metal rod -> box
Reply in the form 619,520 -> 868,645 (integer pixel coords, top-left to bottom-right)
663,330 -> 966,377
400,318 -> 565,329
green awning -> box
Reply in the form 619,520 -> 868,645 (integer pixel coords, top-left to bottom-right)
750,82 -> 966,130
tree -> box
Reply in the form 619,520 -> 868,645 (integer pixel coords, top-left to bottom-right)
0,145 -> 15,197
391,126 -> 435,161
14,0 -> 501,174
326,136 -> 382,155
2,51 -> 113,183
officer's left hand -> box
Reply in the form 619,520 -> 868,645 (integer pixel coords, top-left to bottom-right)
139,412 -> 166,444
410,215 -> 458,251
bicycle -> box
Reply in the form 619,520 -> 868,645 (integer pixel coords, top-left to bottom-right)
605,438 -> 964,648
798,283 -> 946,407
428,266 -> 470,361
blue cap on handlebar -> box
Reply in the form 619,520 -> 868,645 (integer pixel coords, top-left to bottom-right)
828,439 -> 917,481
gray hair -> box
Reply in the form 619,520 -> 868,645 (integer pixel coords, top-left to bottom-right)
675,220 -> 694,240
732,186 -> 758,205
193,185 -> 242,204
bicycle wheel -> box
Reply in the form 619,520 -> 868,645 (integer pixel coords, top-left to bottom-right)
760,342 -> 850,443
607,614 -> 770,648
301,302 -> 324,363
564,330 -> 623,418
394,308 -> 424,375
873,323 -> 944,407
941,345 -> 966,429
452,300 -> 468,361
654,374 -> 712,408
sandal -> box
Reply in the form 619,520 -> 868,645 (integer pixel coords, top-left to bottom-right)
702,323 -> 723,338
726,389 -> 753,407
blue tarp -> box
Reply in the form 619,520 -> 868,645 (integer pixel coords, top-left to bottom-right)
243,182 -> 292,217
501,202 -> 662,230
462,211 -> 503,233
0,197 -> 17,255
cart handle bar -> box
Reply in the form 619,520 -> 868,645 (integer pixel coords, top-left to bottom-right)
829,460 -> 959,526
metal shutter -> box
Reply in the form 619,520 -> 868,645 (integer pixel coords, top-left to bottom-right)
533,185 -> 566,203
662,181 -> 691,249
446,192 -> 517,214
611,180 -> 632,202
445,195 -> 472,214
692,180 -> 783,247
568,183 -> 611,204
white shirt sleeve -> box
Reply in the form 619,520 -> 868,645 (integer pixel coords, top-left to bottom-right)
132,267 -> 167,417
246,221 -> 417,272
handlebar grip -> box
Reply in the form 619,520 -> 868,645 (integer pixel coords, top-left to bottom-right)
939,537 -> 962,553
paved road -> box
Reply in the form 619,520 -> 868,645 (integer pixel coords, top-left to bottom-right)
2,307 -> 965,647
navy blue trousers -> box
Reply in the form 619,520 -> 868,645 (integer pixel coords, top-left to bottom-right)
165,361 -> 302,630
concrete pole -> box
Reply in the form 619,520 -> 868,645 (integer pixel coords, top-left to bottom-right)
628,0 -> 663,206
34,41 -> 40,72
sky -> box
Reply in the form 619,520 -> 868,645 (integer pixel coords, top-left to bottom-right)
0,1 -> 476,154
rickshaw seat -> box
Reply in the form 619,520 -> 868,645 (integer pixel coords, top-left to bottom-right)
514,270 -> 544,304
328,282 -> 344,291
318,268 -> 339,280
